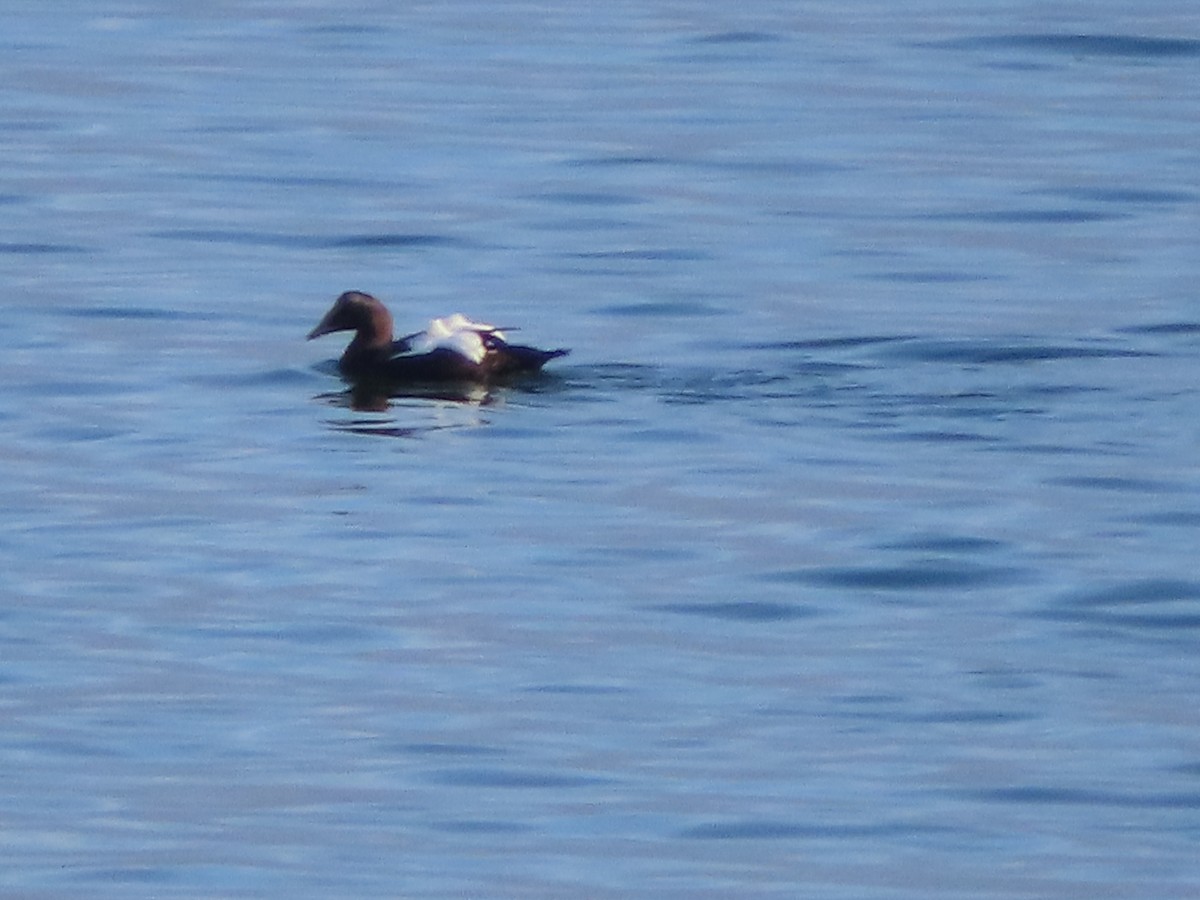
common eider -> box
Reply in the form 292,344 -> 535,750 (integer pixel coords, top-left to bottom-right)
308,291 -> 569,383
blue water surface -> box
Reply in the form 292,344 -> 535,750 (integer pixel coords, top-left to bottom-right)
2,1 -> 1199,897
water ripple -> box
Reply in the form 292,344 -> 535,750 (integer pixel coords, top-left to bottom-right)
428,768 -> 606,789
0,242 -> 87,254
1047,475 -> 1179,493
926,34 -> 1200,59
1037,187 -> 1197,206
592,299 -> 725,317
681,820 -> 930,840
654,601 -> 817,623
769,563 -> 1021,592
931,208 -> 1125,224
572,248 -> 709,262
398,743 -> 502,757
882,338 -> 1152,364
975,786 -> 1200,808
1042,579 -> 1200,631
149,229 -> 466,249
743,335 -> 912,352
535,190 -> 643,207
64,305 -> 219,322
1121,321 -> 1200,336
688,31 -> 782,46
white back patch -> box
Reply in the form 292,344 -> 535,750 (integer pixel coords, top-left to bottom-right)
409,314 -> 507,364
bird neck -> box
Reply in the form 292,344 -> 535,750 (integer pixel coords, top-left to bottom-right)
352,305 -> 394,350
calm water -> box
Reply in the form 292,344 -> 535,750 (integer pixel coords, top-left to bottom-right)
3,2 -> 1200,897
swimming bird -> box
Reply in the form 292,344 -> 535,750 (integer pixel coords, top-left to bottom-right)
307,290 -> 569,383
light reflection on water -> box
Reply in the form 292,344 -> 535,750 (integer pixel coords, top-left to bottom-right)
3,1 -> 1200,897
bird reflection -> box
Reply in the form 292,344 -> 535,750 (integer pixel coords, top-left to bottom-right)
313,379 -> 497,437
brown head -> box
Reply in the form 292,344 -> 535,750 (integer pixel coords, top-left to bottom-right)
306,291 -> 394,348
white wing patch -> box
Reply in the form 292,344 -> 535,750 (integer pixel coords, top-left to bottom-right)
408,314 -> 508,364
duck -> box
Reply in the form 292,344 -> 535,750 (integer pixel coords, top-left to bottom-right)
307,291 -> 569,383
